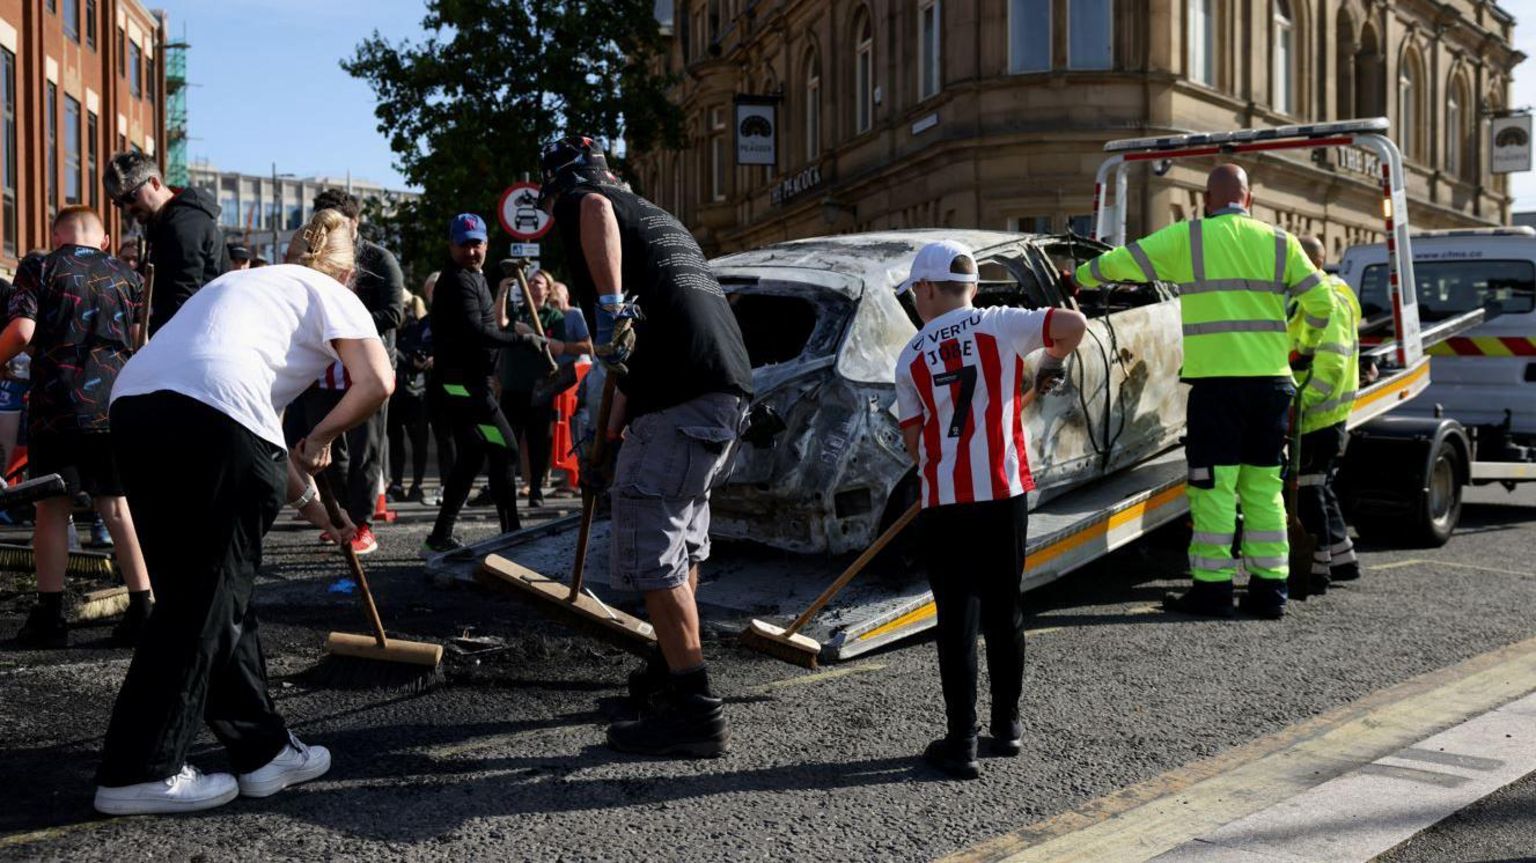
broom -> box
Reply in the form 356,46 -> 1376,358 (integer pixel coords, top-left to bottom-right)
475,317 -> 657,655
0,474 -> 116,579
740,501 -> 919,668
303,474 -> 444,691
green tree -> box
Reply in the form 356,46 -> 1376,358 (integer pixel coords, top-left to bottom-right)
344,0 -> 681,284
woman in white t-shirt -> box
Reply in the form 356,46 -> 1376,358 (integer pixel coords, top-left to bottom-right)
92,209 -> 393,817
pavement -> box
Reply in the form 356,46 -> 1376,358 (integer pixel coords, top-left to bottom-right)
3,483 -> 1536,862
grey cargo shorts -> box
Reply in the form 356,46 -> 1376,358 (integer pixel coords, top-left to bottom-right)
610,392 -> 748,593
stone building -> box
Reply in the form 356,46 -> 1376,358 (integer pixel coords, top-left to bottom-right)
0,0 -> 166,277
630,0 -> 1524,259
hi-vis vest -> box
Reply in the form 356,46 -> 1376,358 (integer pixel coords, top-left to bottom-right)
1074,208 -> 1333,378
1290,274 -> 1360,434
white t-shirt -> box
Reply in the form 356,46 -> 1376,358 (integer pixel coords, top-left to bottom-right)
111,264 -> 380,450
894,305 -> 1054,508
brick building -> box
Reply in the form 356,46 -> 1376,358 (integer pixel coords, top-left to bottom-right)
632,1 -> 1524,259
0,0 -> 166,277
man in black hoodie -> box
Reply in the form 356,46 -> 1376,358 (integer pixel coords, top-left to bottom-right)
103,151 -> 229,335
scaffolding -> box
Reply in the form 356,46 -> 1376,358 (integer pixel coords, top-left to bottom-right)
165,33 -> 189,187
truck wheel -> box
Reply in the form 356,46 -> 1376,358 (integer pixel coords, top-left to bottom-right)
1408,443 -> 1463,548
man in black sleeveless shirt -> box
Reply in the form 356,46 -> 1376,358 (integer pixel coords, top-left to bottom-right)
542,137 -> 752,758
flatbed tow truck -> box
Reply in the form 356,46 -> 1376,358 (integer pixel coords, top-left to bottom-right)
429,119 -> 1479,664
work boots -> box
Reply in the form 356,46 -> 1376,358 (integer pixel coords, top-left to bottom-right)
1162,581 -> 1236,619
607,668 -> 730,758
111,593 -> 153,647
989,707 -> 1023,757
923,733 -> 980,780
1330,560 -> 1361,582
626,646 -> 669,713
16,596 -> 67,649
1240,578 -> 1288,619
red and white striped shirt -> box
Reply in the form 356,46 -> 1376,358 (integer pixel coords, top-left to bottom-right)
316,360 -> 351,391
895,305 -> 1054,508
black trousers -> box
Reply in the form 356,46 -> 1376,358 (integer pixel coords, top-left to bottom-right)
920,494 -> 1030,739
97,392 -> 289,786
387,390 -> 429,489
1298,422 -> 1350,574
501,389 -> 554,492
296,388 -> 386,526
430,376 -> 520,537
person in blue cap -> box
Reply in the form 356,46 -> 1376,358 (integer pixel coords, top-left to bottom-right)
422,213 -> 549,551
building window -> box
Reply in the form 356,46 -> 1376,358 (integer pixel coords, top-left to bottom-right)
63,0 -> 80,42
87,111 -> 98,208
707,0 -> 720,42
146,56 -> 156,105
1398,49 -> 1422,161
129,41 -> 142,98
1450,75 -> 1476,183
47,82 -> 58,219
805,48 -> 821,160
64,96 -> 81,205
919,0 -> 941,100
1009,0 -> 1051,73
1334,8 -> 1355,119
117,27 -> 125,75
1,49 -> 14,259
1355,24 -> 1384,118
1068,0 -> 1113,70
1189,0 -> 1215,87
854,7 -> 874,134
1446,84 -> 1461,180
1007,215 -> 1053,233
85,0 -> 96,50
1272,0 -> 1293,115
709,107 -> 726,202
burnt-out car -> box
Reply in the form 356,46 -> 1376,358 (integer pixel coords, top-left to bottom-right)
710,230 -> 1184,555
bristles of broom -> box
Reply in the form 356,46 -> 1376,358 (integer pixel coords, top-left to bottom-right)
739,620 -> 822,669
0,544 -> 116,579
298,651 -> 445,693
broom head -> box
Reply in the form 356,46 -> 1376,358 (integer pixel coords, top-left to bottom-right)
305,632 -> 444,692
740,619 -> 822,669
477,554 -> 656,655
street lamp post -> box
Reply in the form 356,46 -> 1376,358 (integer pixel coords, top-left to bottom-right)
272,162 -> 295,262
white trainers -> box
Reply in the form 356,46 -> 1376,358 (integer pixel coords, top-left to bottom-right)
237,733 -> 331,798
94,765 -> 239,815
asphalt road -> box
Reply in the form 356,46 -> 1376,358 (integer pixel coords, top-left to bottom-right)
3,484 -> 1536,862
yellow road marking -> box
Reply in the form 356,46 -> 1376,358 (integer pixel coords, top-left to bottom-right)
755,662 -> 887,693
1368,558 -> 1533,577
0,818 -> 127,850
1368,559 -> 1424,571
942,632 -> 1536,863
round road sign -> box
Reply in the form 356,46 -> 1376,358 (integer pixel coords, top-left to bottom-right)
498,182 -> 552,240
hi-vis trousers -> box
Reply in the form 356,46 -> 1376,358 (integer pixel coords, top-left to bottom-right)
1185,378 -> 1295,585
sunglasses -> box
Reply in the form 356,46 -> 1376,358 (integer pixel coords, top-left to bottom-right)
111,180 -> 147,209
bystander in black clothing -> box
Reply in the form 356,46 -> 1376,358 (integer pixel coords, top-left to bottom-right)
388,298 -> 431,501
143,186 -> 229,334
500,299 -> 565,507
427,261 -> 545,544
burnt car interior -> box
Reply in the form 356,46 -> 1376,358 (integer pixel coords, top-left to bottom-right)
722,279 -> 851,369
1039,234 -> 1174,317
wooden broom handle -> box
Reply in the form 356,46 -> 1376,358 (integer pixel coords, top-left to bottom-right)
316,473 -> 388,647
783,501 -> 920,637
133,263 -> 156,351
510,261 -> 559,374
569,318 -> 633,601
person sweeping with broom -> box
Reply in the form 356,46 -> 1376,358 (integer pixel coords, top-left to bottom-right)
92,208 -> 393,815
893,240 -> 1085,779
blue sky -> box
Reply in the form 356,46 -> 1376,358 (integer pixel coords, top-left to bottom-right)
161,0 -> 1536,210
155,0 -> 425,190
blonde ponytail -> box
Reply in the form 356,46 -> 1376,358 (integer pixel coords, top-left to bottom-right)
288,208 -> 355,284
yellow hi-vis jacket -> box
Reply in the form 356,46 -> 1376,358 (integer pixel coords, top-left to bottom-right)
1290,274 -> 1361,434
1074,207 -> 1333,378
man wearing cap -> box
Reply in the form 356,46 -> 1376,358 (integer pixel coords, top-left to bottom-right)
894,240 -> 1085,779
422,213 -> 550,552
541,135 -> 752,758
226,245 -> 252,272
102,151 -> 229,334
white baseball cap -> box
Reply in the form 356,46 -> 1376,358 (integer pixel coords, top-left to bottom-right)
896,240 -> 980,295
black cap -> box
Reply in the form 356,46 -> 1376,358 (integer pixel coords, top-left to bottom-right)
537,135 -> 618,208
227,244 -> 251,262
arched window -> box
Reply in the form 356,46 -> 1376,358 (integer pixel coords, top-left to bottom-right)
1334,8 -> 1355,119
853,6 -> 874,134
1189,0 -> 1216,87
1398,47 -> 1424,160
1448,72 -> 1475,183
804,47 -> 821,160
1355,24 -> 1384,118
1272,0 -> 1294,115
918,0 -> 941,100
1009,0 -> 1051,73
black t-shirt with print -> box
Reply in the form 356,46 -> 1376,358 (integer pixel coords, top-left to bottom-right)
9,245 -> 141,434
553,185 -> 752,418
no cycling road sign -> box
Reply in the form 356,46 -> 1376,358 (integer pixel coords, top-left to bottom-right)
499,181 -> 552,240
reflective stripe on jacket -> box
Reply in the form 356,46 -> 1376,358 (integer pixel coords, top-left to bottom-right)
1074,209 -> 1332,378
1290,273 -> 1361,433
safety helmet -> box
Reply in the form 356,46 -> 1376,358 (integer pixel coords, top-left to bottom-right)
538,135 -> 620,208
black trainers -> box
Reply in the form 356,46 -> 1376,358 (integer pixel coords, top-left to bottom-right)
467,487 -> 495,508
1240,580 -> 1288,619
16,606 -> 68,649
923,735 -> 980,779
1163,583 -> 1237,619
1308,574 -> 1331,596
1330,561 -> 1361,582
420,534 -> 467,555
406,486 -> 427,504
111,601 -> 152,647
606,691 -> 730,758
988,719 -> 1023,757
386,483 -> 405,502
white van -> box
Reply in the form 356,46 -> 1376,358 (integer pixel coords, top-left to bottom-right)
1339,227 -> 1536,449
